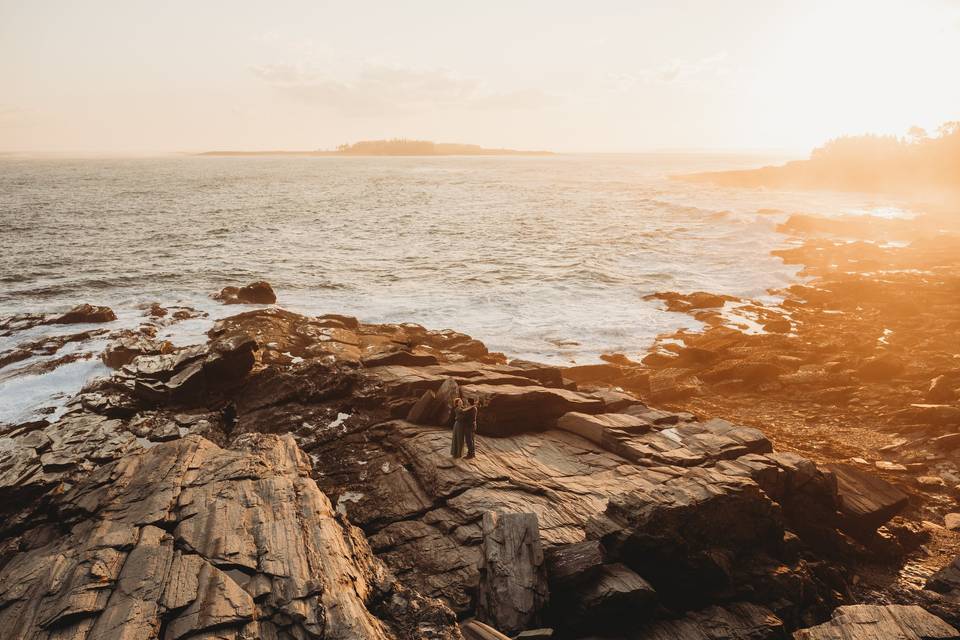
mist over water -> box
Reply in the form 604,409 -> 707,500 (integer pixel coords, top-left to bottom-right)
0,153 -> 914,422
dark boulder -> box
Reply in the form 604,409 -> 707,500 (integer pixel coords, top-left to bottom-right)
214,280 -> 277,305
46,303 -> 116,325
822,463 -> 909,540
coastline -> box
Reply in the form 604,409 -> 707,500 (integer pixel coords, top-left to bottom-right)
0,196 -> 958,636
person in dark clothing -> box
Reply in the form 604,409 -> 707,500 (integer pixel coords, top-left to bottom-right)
222,402 -> 237,434
451,397 -> 479,459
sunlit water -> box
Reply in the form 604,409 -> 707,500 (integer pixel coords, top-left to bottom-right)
0,154 -> 913,423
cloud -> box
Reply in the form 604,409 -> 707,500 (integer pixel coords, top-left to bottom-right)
251,63 -> 556,115
611,52 -> 731,90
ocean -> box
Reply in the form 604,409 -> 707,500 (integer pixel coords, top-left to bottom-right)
0,153 -> 912,423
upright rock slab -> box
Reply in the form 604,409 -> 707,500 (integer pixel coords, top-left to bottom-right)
476,512 -> 549,635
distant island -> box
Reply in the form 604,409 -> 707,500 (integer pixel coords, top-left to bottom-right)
199,139 -> 554,157
682,121 -> 960,195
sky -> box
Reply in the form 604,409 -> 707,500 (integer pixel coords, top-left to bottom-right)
1,0 -> 959,153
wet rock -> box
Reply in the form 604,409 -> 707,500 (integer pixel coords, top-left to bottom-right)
102,330 -> 174,368
649,291 -> 735,312
146,302 -> 168,317
823,463 -> 909,539
46,303 -> 117,325
214,280 -> 277,305
476,511 -> 549,634
792,604 -> 958,639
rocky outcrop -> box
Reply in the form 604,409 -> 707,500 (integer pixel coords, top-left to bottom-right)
792,605 -> 958,639
0,434 -> 460,640
125,332 -> 258,403
213,280 -> 278,304
2,303 -> 954,639
102,330 -> 174,368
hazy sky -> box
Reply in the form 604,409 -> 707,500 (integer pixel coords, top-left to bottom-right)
2,0 -> 959,153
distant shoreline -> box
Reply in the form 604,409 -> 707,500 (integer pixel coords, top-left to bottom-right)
198,139 -> 554,157
197,149 -> 556,157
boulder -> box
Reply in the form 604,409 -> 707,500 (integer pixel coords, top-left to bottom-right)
214,280 -> 277,305
927,556 -> 960,596
407,389 -> 438,424
823,463 -> 909,539
460,384 -> 603,436
946,514 -> 960,531
47,303 -> 117,324
793,604 -> 958,639
563,563 -> 656,629
476,511 -> 549,635
406,378 -> 461,426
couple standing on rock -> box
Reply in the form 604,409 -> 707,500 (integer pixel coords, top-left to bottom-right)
451,396 -> 483,459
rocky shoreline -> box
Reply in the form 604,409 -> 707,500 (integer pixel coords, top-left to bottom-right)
1,256 -> 959,638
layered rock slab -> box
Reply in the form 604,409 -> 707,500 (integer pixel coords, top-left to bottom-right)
792,604 -> 958,640
0,433 -> 459,640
